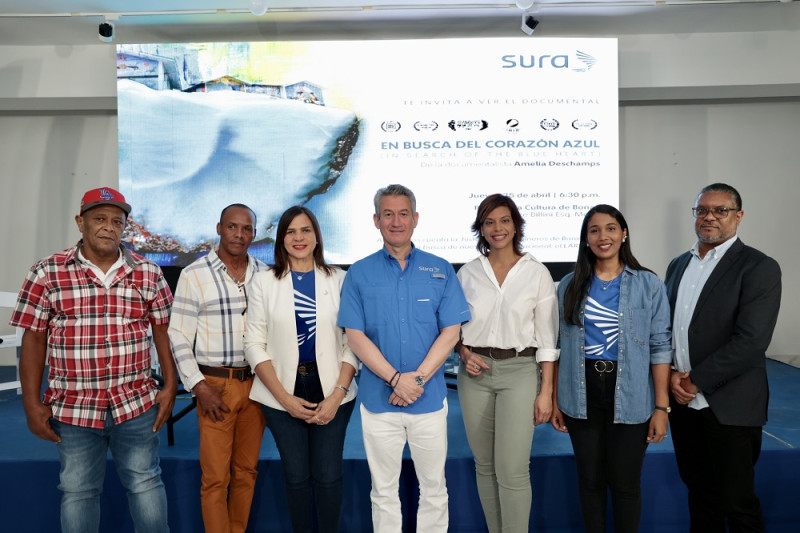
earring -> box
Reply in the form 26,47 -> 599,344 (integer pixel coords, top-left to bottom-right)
622,236 -> 627,243
585,243 -> 589,247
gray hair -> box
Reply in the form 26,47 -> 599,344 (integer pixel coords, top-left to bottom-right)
373,184 -> 417,215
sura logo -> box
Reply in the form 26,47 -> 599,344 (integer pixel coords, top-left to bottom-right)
501,50 -> 597,72
419,266 -> 440,273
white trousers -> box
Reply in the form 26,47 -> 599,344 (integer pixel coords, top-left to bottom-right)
360,401 -> 449,533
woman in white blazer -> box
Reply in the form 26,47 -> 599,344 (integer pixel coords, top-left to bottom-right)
244,206 -> 357,533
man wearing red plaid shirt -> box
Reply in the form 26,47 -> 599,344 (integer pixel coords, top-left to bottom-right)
9,186 -> 177,533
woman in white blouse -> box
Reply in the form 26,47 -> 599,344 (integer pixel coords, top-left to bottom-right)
455,193 -> 559,533
244,206 -> 357,533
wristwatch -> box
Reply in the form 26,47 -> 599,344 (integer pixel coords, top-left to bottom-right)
654,405 -> 671,414
415,376 -> 426,387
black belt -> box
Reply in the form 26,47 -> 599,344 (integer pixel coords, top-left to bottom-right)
198,364 -> 253,381
469,346 -> 537,360
297,361 -> 318,376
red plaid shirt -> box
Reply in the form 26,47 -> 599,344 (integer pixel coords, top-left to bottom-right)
9,242 -> 173,429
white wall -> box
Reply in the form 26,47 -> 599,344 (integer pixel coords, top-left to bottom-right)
0,112 -> 119,355
0,29 -> 798,364
619,101 -> 799,363
618,31 -> 800,89
0,45 -> 117,99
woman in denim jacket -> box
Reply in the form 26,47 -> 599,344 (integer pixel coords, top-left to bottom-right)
551,204 -> 672,533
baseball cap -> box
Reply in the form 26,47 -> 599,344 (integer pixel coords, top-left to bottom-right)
80,187 -> 132,216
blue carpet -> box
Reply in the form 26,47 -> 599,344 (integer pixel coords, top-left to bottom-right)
1,360 -> 798,532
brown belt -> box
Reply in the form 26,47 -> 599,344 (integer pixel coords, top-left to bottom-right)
469,346 -> 537,360
198,364 -> 253,381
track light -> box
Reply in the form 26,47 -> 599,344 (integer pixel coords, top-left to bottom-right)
521,14 -> 540,36
98,20 -> 114,43
516,1 -> 542,13
249,0 -> 269,16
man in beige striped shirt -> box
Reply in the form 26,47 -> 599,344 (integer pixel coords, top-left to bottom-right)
168,204 -> 267,533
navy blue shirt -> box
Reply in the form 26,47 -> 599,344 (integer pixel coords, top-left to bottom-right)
338,246 -> 470,414
291,270 -> 316,364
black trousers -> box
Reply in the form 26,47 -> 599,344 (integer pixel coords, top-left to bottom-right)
562,363 -> 650,533
669,401 -> 765,533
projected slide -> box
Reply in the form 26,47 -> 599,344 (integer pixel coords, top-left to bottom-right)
116,38 -> 618,266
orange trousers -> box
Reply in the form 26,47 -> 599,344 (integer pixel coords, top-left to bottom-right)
198,375 -> 266,533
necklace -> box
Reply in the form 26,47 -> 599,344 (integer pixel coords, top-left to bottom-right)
222,255 -> 247,284
292,270 -> 310,281
594,269 -> 623,291
599,277 -> 617,290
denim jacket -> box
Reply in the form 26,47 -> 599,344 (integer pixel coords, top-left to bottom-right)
556,266 -> 673,424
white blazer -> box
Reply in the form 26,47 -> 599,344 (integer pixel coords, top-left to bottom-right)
244,266 -> 358,411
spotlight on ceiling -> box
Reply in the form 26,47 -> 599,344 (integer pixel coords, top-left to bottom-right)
521,14 -> 540,36
249,0 -> 269,16
517,1 -> 541,12
98,20 -> 115,43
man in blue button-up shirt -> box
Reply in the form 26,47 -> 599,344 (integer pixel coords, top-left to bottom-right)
339,184 -> 470,533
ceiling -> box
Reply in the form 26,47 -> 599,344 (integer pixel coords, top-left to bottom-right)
0,1 -> 798,46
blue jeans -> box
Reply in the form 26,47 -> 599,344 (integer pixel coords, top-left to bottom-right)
261,368 -> 355,533
51,407 -> 169,533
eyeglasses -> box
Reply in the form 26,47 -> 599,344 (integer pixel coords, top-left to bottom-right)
692,206 -> 738,219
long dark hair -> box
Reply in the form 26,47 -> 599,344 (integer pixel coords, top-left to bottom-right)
563,204 -> 653,325
472,194 -> 525,256
270,206 -> 334,279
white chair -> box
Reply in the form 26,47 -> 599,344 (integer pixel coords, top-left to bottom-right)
0,291 -> 23,393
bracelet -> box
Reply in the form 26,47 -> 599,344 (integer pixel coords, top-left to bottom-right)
385,371 -> 400,388
390,372 -> 401,389
334,384 -> 349,394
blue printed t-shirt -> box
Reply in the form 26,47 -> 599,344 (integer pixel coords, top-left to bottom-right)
556,267 -> 673,423
584,274 -> 621,361
338,246 -> 470,414
291,270 -> 316,364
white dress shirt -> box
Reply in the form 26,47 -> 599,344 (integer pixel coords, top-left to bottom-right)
458,253 -> 559,362
673,235 -> 738,410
